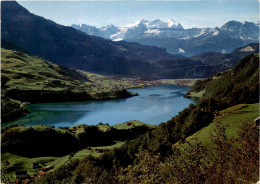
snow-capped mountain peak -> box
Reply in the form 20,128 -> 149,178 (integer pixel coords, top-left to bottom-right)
72,20 -> 259,42
166,19 -> 183,29
123,19 -> 183,30
149,19 -> 167,28
147,19 -> 183,29
125,19 -> 149,28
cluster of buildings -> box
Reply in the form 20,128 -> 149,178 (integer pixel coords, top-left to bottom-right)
9,163 -> 53,184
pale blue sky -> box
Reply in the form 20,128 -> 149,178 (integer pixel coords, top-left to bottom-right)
18,1 -> 259,28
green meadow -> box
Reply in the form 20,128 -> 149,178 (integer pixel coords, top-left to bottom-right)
185,103 -> 259,145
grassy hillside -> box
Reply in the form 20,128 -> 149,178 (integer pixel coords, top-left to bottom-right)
1,49 -> 90,92
30,103 -> 259,184
2,53 -> 259,184
119,104 -> 259,184
184,103 -> 259,145
1,121 -> 156,181
1,49 -> 145,122
1,48 -> 199,123
185,54 -> 259,102
1,97 -> 29,122
1,48 -> 181,97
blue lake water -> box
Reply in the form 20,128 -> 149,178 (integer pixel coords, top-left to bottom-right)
4,84 -> 198,128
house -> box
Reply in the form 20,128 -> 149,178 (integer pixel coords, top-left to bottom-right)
24,178 -> 31,184
103,148 -> 109,152
38,171 -> 46,177
41,168 -> 47,171
15,171 -> 28,179
14,179 -> 21,184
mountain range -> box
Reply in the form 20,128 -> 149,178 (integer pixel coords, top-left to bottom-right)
1,1 -> 178,80
152,43 -> 259,79
2,1 -> 259,80
72,19 -> 259,56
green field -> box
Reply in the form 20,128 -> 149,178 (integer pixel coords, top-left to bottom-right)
1,48 -> 178,94
111,120 -> 157,130
1,121 -> 157,180
73,142 -> 125,160
186,89 -> 205,99
159,78 -> 202,86
185,103 -> 259,145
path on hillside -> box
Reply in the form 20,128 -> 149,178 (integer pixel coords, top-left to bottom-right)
46,157 -> 64,169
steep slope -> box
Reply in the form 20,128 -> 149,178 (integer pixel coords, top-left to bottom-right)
230,43 -> 260,60
190,43 -> 259,68
1,1 -> 176,79
154,43 -> 259,79
154,58 -> 225,78
185,54 -> 259,104
1,48 -> 87,122
1,49 -> 134,107
1,49 -> 90,93
190,52 -> 235,68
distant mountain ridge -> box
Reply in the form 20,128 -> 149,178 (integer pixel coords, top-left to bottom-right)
72,19 -> 184,40
1,1 -> 178,79
151,43 -> 259,79
72,19 -> 259,56
2,1 -> 259,80
190,43 -> 259,68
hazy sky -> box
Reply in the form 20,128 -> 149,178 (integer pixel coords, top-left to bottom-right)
17,0 -> 259,28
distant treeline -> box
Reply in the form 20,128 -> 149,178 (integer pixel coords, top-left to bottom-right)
1,125 -> 150,157
3,88 -> 135,104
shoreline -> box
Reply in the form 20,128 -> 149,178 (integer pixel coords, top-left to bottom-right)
2,78 -> 200,123
2,88 -> 137,123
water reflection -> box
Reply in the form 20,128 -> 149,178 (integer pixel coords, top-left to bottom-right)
3,84 -> 198,128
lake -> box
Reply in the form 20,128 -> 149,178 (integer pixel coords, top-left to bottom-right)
3,84 -> 198,128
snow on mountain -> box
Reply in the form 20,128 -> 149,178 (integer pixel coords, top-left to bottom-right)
110,27 -> 128,41
72,19 -> 259,43
72,19 -> 186,40
149,19 -> 169,29
240,45 -> 254,52
167,19 -> 184,29
220,20 -> 259,39
124,19 -> 150,28
122,19 -> 182,29
100,24 -> 120,39
71,24 -> 101,37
